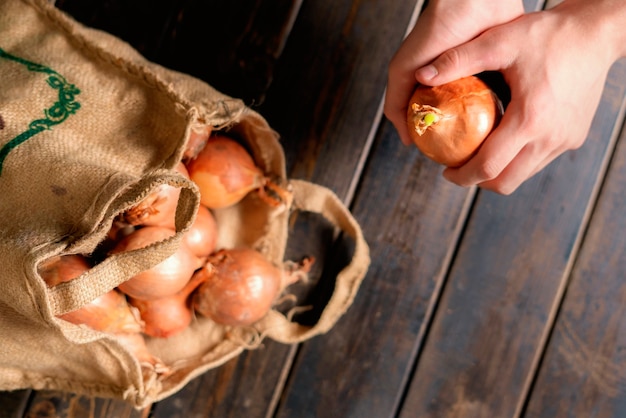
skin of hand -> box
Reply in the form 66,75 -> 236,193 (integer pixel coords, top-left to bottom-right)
413,0 -> 626,194
384,0 -> 524,147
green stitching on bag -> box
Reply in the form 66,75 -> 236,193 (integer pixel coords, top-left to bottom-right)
0,47 -> 81,175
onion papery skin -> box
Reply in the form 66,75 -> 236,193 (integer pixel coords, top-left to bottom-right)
121,162 -> 189,229
112,226 -> 199,301
183,125 -> 212,161
114,332 -> 169,374
39,254 -> 90,287
122,184 -> 181,229
60,289 -> 143,334
406,75 -> 501,167
186,135 -> 266,209
39,254 -> 143,334
183,204 -> 218,259
193,248 -> 283,326
129,269 -> 206,338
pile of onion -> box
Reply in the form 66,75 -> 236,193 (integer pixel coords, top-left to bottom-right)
108,170 -> 219,337
39,127 -> 314,374
406,75 -> 502,167
38,254 -> 167,373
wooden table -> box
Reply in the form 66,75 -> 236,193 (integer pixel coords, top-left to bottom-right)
3,0 -> 626,417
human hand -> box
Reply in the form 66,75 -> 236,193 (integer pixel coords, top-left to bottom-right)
384,0 -> 524,146
413,1 -> 626,194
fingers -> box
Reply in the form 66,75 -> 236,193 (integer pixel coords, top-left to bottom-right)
441,108 -> 528,190
474,145 -> 565,194
443,123 -> 569,195
384,7 -> 486,146
473,145 -> 546,195
415,29 -> 514,87
383,90 -> 414,147
383,66 -> 418,146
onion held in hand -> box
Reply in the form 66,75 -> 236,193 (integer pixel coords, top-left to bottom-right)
192,248 -> 283,326
406,75 -> 502,167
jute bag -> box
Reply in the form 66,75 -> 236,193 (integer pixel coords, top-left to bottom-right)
0,0 -> 370,408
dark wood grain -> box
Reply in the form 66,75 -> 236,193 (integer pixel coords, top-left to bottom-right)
54,0 -> 301,105
149,352 -> 289,418
258,0 -> 422,198
53,0 -> 179,58
397,60 -> 626,418
0,390 -> 30,418
523,61 -> 626,418
274,121 -> 475,418
272,2 -> 540,417
21,390 -> 147,418
154,0 -> 303,105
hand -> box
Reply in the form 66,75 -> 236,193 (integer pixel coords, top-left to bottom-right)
413,1 -> 626,194
383,0 -> 524,146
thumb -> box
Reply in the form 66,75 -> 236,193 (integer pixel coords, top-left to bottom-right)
415,32 -> 510,86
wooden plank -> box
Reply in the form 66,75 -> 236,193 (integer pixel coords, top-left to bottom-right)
154,0 -> 303,105
53,0 -> 179,58
0,390 -> 30,418
148,353 -> 288,418
21,391 -> 148,418
523,61 -> 626,418
274,122 -> 474,418
257,0 -> 420,199
397,61 -> 626,418
54,0 -> 301,104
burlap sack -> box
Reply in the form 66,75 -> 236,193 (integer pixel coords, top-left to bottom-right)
0,0 -> 370,408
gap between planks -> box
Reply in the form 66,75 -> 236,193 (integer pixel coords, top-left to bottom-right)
514,62 -> 626,418
264,1 -> 428,417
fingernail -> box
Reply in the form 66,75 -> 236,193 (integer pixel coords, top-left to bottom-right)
416,65 -> 438,81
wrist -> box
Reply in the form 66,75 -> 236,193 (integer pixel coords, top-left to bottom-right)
555,0 -> 626,61
427,0 -> 524,32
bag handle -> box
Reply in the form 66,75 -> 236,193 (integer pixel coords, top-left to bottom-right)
49,173 -> 200,316
259,179 -> 370,343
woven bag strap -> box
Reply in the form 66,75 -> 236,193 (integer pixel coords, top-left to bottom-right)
49,173 -> 200,316
260,179 -> 370,343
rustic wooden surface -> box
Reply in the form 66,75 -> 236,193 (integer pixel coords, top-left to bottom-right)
3,0 -> 626,417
